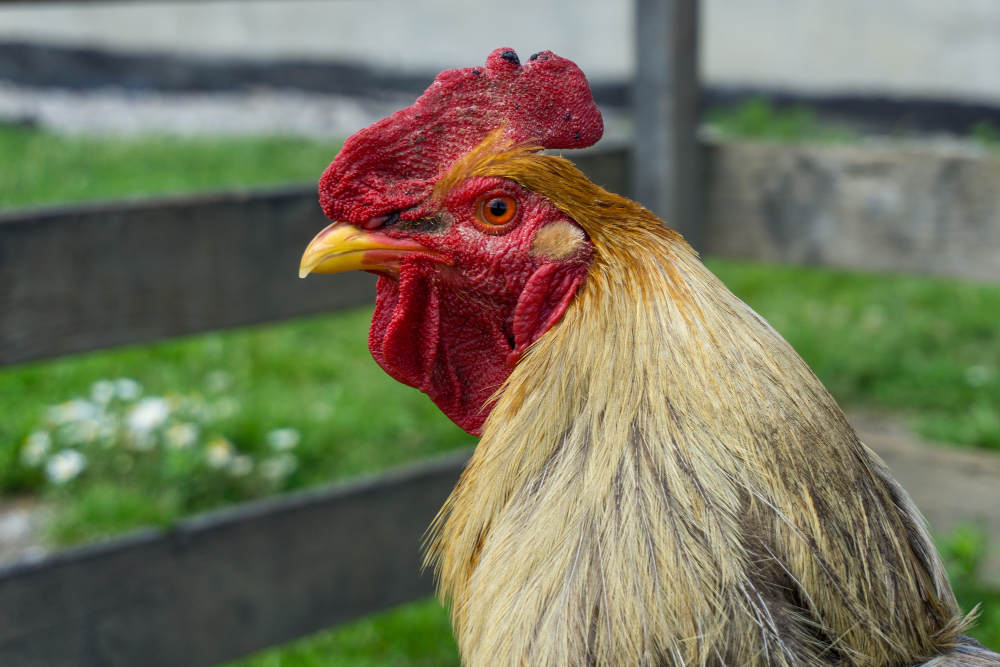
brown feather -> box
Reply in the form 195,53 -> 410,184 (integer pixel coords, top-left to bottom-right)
425,148 -> 996,666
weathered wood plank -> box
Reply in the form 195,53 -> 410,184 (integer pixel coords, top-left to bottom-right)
7,137 -> 1000,373
632,0 -> 702,248
0,449 -> 470,667
0,186 -> 377,368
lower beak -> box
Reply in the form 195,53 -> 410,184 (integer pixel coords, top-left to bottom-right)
299,222 -> 447,278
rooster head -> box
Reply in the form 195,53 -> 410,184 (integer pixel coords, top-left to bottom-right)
301,49 -> 604,435
300,48 -> 602,436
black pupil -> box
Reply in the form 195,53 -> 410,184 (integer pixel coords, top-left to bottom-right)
488,199 -> 508,219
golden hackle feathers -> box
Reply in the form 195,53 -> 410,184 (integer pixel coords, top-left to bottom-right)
424,140 -> 985,666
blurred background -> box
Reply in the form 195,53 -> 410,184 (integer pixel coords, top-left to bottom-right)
0,1 -> 999,665
6,0 -> 1000,135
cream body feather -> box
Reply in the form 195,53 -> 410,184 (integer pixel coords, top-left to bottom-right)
426,152 -> 997,667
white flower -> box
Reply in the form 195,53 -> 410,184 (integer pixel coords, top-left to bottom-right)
114,378 -> 142,401
205,438 -> 235,468
210,397 -> 241,420
21,432 -> 51,467
965,365 -> 993,388
205,370 -> 232,394
60,418 -> 101,445
228,454 -> 254,477
45,449 -> 87,484
260,453 -> 298,482
165,423 -> 199,449
47,399 -> 98,425
90,380 -> 115,405
861,305 -> 886,331
176,394 -> 208,421
97,415 -> 118,442
266,428 -> 301,451
311,401 -> 333,421
127,397 -> 171,433
129,431 -> 155,451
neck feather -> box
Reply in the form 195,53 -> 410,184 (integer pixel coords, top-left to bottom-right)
426,159 -> 963,667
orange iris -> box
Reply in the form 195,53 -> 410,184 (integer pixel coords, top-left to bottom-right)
476,195 -> 517,230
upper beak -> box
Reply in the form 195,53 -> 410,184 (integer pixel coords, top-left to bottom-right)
299,221 -> 448,278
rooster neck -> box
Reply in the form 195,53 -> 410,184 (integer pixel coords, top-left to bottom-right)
427,229 -> 967,667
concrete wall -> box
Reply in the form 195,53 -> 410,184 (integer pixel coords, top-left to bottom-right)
0,0 -> 634,82
3,0 -> 1000,103
703,138 -> 1000,282
705,0 -> 1000,103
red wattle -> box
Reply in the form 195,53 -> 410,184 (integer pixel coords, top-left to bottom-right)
368,255 -> 588,436
369,269 -> 514,436
508,262 -> 589,366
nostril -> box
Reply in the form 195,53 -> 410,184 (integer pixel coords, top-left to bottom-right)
361,215 -> 387,230
362,211 -> 401,230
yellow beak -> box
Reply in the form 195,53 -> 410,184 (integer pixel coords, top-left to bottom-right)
299,222 -> 447,278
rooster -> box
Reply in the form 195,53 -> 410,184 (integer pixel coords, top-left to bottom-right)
300,48 -> 1000,667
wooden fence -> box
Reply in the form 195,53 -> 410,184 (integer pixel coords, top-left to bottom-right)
0,187 -> 374,366
0,450 -> 468,667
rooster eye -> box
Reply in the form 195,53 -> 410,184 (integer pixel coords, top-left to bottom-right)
475,195 -> 517,230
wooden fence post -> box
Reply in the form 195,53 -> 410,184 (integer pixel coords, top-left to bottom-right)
633,0 -> 701,249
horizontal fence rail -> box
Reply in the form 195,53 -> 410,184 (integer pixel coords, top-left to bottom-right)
5,139 -> 1000,369
0,186 -> 378,367
0,449 -> 471,667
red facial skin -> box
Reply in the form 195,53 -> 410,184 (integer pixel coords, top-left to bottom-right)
316,47 -> 603,435
364,177 -> 592,436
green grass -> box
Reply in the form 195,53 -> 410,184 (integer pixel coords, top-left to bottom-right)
227,598 -> 460,667
0,122 -> 340,209
709,98 -> 1000,147
705,97 -> 857,143
971,121 -> 1000,147
940,526 -> 1000,650
958,583 -> 1000,651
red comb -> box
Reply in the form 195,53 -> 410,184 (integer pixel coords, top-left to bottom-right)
319,48 -> 604,223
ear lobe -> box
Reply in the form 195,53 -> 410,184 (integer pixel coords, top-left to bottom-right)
508,262 -> 588,366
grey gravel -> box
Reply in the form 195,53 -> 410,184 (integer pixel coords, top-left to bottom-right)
0,82 -> 417,138
0,498 -> 51,567
0,81 -> 634,144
